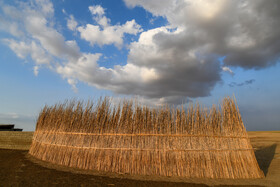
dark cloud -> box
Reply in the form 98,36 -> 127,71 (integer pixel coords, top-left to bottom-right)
207,1 -> 280,69
229,79 -> 255,87
124,0 -> 280,70
118,0 -> 280,104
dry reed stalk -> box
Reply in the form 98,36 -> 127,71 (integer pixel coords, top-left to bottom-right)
29,97 -> 264,178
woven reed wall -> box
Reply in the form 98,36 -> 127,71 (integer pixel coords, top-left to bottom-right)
29,97 -> 264,178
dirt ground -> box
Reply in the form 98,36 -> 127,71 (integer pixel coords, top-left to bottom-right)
0,131 -> 279,186
1,149 -> 211,187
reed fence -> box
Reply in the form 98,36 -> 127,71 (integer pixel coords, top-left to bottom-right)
29,97 -> 264,178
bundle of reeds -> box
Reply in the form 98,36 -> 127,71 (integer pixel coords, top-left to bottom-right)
29,97 -> 264,178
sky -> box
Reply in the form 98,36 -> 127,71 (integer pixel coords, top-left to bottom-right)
0,0 -> 279,131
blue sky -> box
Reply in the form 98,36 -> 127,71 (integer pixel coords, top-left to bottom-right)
0,0 -> 279,131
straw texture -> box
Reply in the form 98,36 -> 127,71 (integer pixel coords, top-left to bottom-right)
29,97 -> 264,178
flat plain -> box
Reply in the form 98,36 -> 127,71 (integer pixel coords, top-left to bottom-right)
0,131 -> 279,186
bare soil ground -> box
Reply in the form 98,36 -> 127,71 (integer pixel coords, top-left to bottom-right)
0,131 -> 279,186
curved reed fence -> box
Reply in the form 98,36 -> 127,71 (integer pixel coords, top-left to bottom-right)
29,97 -> 264,178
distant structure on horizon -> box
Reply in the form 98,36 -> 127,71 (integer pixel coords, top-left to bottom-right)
0,124 -> 23,131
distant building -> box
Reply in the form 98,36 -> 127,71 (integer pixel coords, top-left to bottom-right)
0,124 -> 23,131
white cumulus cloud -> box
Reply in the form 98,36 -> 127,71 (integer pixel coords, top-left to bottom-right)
222,66 -> 234,75
77,5 -> 142,48
67,15 -> 78,31
0,0 -> 81,76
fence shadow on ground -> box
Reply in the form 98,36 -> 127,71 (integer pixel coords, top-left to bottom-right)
254,144 -> 277,176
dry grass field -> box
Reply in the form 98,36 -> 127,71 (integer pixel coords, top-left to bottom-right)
0,131 -> 33,150
0,130 -> 279,186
